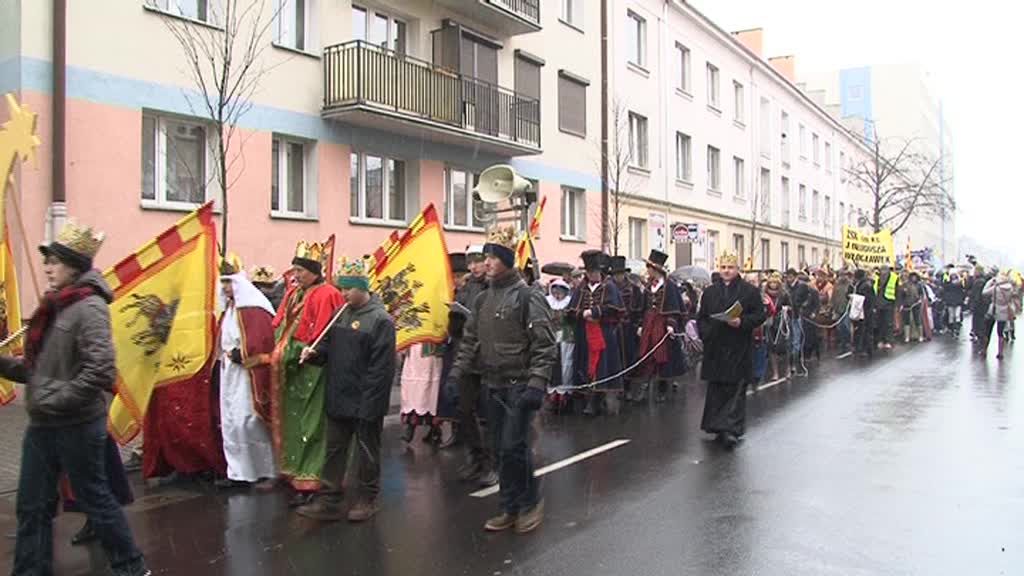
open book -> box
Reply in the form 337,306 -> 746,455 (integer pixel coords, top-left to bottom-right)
711,301 -> 743,322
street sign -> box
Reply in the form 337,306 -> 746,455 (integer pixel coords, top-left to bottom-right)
671,223 -> 701,244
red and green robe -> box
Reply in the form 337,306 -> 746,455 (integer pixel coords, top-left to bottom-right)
271,280 -> 344,491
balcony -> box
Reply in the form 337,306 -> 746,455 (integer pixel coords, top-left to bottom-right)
433,0 -> 541,35
323,41 -> 541,156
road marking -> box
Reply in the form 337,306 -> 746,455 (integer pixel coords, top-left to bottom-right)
470,439 -> 631,498
747,377 -> 787,396
835,351 -> 853,360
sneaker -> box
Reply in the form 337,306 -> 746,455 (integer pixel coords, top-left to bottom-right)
347,498 -> 380,523
484,512 -> 517,532
478,469 -> 499,487
296,497 -> 345,522
515,499 -> 545,534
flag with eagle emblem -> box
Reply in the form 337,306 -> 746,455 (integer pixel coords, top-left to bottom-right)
369,204 -> 454,352
106,202 -> 218,445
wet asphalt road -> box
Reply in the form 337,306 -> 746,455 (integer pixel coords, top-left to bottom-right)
2,335 -> 1022,575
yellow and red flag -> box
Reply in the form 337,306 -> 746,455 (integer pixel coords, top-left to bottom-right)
0,94 -> 40,406
369,204 -> 453,351
106,203 -> 218,443
515,195 -> 547,269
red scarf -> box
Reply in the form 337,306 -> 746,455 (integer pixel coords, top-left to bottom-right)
25,285 -> 95,369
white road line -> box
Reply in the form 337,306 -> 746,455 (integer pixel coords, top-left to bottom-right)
835,351 -> 853,360
747,377 -> 788,395
470,439 -> 632,498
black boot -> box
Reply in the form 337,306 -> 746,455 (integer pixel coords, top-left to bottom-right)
401,423 -> 416,443
71,519 -> 97,546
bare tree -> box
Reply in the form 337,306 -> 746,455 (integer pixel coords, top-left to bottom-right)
746,169 -> 771,270
845,132 -> 955,236
156,0 -> 284,255
596,98 -> 637,256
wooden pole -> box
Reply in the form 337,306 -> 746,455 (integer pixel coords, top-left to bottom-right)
299,303 -> 348,363
6,176 -> 43,302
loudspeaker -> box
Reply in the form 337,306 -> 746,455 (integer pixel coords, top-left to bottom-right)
473,164 -> 533,203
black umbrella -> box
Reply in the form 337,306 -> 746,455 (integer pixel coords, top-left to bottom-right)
671,265 -> 712,286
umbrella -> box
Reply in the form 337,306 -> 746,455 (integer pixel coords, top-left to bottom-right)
541,261 -> 575,277
671,265 -> 712,286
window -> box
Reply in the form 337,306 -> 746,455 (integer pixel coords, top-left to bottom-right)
628,112 -> 649,169
627,11 -> 646,68
811,247 -> 819,266
707,230 -> 719,265
675,43 -> 691,92
798,245 -> 806,267
350,152 -> 405,222
445,167 -> 488,228
628,217 -> 646,260
799,124 -> 807,158
839,151 -> 846,182
141,113 -> 209,207
733,81 -> 744,123
839,202 -> 845,229
561,0 -> 583,28
798,184 -> 807,219
146,0 -> 210,22
849,85 -> 863,101
707,146 -> 721,192
707,64 -> 720,108
733,234 -> 746,267
515,55 -> 542,100
272,136 -> 315,217
559,186 -> 586,240
781,241 -> 790,270
781,111 -> 791,163
812,133 -> 820,165
675,132 -> 692,181
558,72 -> 587,137
352,5 -> 406,53
759,168 -> 771,223
274,0 -> 314,51
824,195 -> 831,228
758,97 -> 771,155
812,189 -> 820,223
733,156 -> 745,199
825,141 -> 832,171
781,176 -> 791,228
760,239 -> 771,270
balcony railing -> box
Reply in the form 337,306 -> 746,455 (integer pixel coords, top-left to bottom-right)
323,41 -> 541,152
488,0 -> 540,25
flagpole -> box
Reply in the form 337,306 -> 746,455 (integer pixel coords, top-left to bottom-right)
5,176 -> 42,301
300,303 -> 349,362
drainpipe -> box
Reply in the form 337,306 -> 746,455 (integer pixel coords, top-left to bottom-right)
49,0 -> 67,242
600,0 -> 609,251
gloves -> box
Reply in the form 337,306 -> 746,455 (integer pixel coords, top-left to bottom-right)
518,385 -> 546,411
229,348 -> 243,364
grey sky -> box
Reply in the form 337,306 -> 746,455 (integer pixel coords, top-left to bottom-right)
692,0 -> 1020,255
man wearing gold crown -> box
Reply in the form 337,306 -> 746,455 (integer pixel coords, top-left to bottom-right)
217,259 -> 277,488
449,227 -> 556,534
697,251 -> 767,449
271,241 -> 345,504
250,265 -> 285,310
298,257 -> 396,522
0,221 -> 151,575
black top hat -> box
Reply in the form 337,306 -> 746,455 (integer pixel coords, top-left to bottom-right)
581,249 -> 606,272
644,249 -> 669,274
608,255 -> 628,274
449,252 -> 468,274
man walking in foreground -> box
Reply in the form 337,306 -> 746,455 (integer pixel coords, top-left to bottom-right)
449,227 -> 557,534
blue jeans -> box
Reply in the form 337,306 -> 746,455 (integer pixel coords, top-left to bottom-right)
789,316 -> 804,357
487,385 -> 540,515
13,417 -> 145,576
837,315 -> 852,351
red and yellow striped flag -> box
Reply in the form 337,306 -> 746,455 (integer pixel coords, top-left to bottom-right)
515,195 -> 547,269
369,204 -> 454,351
106,203 -> 218,443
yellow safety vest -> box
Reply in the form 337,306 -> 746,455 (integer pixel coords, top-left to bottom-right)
874,273 -> 898,301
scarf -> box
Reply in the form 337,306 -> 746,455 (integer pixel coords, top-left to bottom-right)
25,285 -> 96,369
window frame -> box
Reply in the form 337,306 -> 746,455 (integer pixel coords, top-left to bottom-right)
798,183 -> 807,220
560,0 -> 584,29
271,135 -> 317,219
675,43 -> 691,93
349,151 -> 407,225
557,72 -> 588,137
626,10 -> 647,69
675,132 -> 692,182
733,81 -> 744,123
707,63 -> 720,108
443,166 -> 488,231
273,0 -> 314,53
812,189 -> 821,223
825,141 -> 833,172
145,0 -> 214,24
628,217 -> 646,260
780,110 -> 790,163
781,176 -> 791,228
628,111 -> 649,169
141,112 -> 214,211
351,3 -> 406,54
707,145 -> 721,192
812,133 -> 820,166
760,238 -> 771,270
560,185 -> 586,240
799,123 -> 807,159
733,156 -> 745,199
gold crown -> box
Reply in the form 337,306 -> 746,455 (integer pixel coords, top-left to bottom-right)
250,265 -> 276,284
56,219 -> 105,259
336,255 -> 369,278
219,253 -> 243,276
295,241 -> 328,265
718,251 -> 739,267
486,226 -> 518,250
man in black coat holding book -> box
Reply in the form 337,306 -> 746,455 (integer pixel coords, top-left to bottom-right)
697,251 -> 767,449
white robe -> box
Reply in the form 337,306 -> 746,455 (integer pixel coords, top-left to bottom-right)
220,306 -> 277,482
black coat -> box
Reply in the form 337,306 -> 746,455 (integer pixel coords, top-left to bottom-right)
855,279 -> 876,322
309,295 -> 396,421
697,278 -> 767,383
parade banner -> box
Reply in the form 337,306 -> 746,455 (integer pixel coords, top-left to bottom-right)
0,95 -> 38,405
370,204 -> 454,351
842,225 -> 895,268
106,203 -> 218,443
515,195 -> 547,269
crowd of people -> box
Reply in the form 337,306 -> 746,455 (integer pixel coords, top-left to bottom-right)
5,216 -> 1021,576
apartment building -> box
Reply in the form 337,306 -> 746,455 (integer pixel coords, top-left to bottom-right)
606,0 -> 872,272
1,0 -> 602,295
